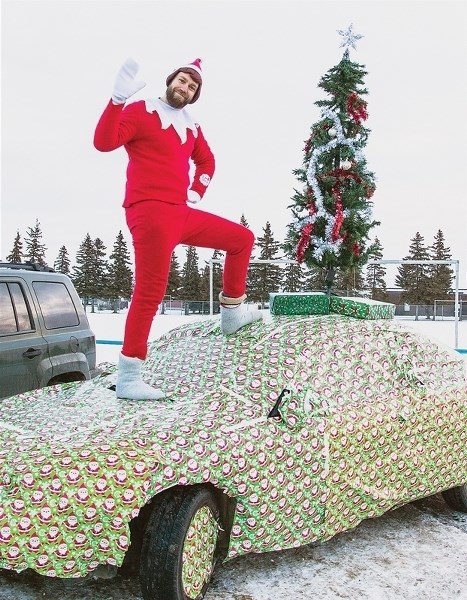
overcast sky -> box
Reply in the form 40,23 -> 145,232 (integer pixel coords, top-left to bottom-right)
2,0 -> 466,286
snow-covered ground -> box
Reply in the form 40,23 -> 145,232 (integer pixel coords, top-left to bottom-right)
1,310 -> 466,600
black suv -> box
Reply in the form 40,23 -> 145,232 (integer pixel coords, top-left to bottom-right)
0,262 -> 98,399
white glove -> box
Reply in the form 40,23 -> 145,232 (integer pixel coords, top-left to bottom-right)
111,58 -> 146,104
187,190 -> 201,204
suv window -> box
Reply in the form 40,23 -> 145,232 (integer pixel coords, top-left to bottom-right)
0,282 -> 17,334
10,282 -> 34,331
33,281 -> 80,329
0,282 -> 33,334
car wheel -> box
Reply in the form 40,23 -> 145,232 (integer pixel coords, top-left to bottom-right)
139,485 -> 221,600
441,483 -> 467,512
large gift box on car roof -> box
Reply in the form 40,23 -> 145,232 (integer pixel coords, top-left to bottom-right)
329,295 -> 395,320
269,291 -> 330,316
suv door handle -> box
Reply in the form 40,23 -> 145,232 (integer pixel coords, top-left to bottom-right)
23,348 -> 42,359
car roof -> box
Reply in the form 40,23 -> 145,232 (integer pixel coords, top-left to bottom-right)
0,261 -> 55,273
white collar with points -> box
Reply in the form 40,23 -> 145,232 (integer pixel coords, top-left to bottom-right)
145,97 -> 198,144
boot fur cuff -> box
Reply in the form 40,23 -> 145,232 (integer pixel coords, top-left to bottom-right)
219,292 -> 247,305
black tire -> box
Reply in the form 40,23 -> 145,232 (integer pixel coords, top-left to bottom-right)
441,484 -> 467,512
139,485 -> 221,600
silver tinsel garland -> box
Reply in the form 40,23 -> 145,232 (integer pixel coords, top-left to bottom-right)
293,107 -> 367,261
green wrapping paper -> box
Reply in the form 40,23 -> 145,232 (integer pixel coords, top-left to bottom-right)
0,314 -> 465,579
330,296 -> 395,320
269,292 -> 330,315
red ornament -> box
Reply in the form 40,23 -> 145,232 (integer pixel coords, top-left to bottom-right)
352,242 -> 361,257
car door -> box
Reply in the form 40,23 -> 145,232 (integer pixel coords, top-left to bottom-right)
31,278 -> 94,380
0,280 -> 50,398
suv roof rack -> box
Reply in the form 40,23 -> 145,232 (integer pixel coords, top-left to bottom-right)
0,261 -> 55,272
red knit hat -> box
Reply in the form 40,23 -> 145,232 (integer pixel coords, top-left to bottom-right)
166,58 -> 203,103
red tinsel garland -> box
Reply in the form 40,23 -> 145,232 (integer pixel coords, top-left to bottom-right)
347,92 -> 368,124
366,184 -> 376,199
296,130 -> 374,261
328,167 -> 361,183
331,185 -> 344,242
327,168 -> 375,199
296,222 -> 313,263
304,137 -> 313,155
296,200 -> 316,262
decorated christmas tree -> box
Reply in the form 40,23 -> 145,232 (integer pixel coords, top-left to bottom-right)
284,24 -> 379,294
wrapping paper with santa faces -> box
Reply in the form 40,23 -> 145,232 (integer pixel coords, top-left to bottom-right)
0,315 -> 466,577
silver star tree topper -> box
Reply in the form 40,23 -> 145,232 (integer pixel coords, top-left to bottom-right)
337,23 -> 364,51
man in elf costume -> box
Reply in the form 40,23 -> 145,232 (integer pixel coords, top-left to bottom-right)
94,58 -> 261,401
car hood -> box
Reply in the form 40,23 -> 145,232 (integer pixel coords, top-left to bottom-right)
1,314 -> 466,577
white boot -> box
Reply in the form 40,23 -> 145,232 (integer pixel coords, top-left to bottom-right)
219,293 -> 262,335
116,353 -> 165,400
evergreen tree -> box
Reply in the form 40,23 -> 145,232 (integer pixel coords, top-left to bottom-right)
181,245 -> 201,300
211,249 -> 224,296
90,237 -> 108,309
427,229 -> 453,304
240,214 -> 250,228
6,230 -> 23,263
166,253 -> 182,299
365,237 -> 388,301
107,231 -> 133,312
72,233 -> 95,308
239,214 -> 257,295
283,25 -> 378,294
54,246 -> 71,275
282,261 -> 306,292
248,221 -> 282,307
305,266 -> 330,291
334,266 -> 365,295
24,219 -> 47,266
200,249 -> 224,301
395,232 -> 431,313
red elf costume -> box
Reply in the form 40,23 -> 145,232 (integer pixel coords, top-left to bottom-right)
94,58 -> 262,400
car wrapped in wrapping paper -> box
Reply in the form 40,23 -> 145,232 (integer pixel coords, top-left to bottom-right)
1,310 -> 466,600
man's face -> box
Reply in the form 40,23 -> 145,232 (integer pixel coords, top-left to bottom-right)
165,72 -> 199,108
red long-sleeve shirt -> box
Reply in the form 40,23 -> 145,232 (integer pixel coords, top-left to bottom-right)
94,100 -> 215,207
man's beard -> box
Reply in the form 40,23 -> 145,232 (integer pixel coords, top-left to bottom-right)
165,85 -> 190,108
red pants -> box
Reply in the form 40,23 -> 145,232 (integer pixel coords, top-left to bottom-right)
122,200 -> 255,359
